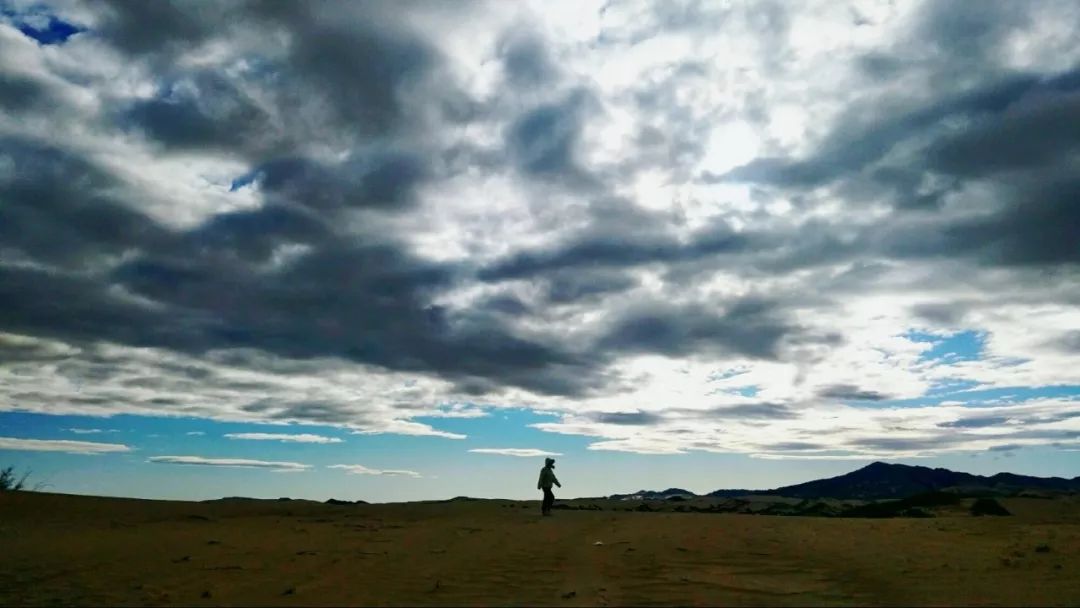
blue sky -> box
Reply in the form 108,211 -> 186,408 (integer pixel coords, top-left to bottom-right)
4,406 -> 1079,502
0,1 -> 1078,501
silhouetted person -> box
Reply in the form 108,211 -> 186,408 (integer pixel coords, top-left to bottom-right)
537,457 -> 561,516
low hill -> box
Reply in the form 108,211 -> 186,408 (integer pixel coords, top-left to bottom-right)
753,462 -> 1080,499
609,462 -> 1080,501
608,487 -> 698,501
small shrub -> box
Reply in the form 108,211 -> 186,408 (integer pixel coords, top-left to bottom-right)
0,466 -> 31,491
970,498 -> 1011,516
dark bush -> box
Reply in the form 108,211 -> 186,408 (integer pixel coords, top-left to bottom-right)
970,498 -> 1011,516
0,466 -> 31,491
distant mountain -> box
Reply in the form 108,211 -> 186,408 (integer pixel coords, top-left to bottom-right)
749,462 -> 1080,499
608,487 -> 698,501
609,462 -> 1080,501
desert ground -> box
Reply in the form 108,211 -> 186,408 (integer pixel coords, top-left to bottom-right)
1,491 -> 1078,606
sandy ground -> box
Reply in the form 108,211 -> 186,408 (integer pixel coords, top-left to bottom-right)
1,491 -> 1078,606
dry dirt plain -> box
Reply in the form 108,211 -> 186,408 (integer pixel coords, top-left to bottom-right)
1,491 -> 1078,606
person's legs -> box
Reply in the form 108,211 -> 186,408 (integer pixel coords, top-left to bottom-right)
542,487 -> 554,515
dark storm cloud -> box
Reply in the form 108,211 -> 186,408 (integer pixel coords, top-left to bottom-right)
487,69 -> 1079,282
939,416 -> 1012,429
912,0 -> 1032,77
0,336 -> 74,364
107,230 -> 609,396
910,302 -> 967,326
1046,331 -> 1080,353
720,69 -> 1080,189
851,424 -> 1080,454
924,89 -> 1080,177
589,411 -> 663,425
848,435 -> 957,452
96,0 -> 220,56
3,0 -> 1076,447
0,264 -> 215,351
498,31 -> 557,88
0,137 -> 175,267
268,401 -> 354,424
97,1 -> 447,138
478,295 -> 531,316
937,177 -> 1080,267
875,174 -> 1080,268
0,72 -> 48,112
269,9 -> 437,136
0,224 -> 599,398
181,204 -> 330,264
0,133 -> 596,398
716,0 -> 1080,194
596,298 -> 793,360
3,0 -> 812,400
817,385 -> 893,402
478,220 -> 750,281
713,62 -> 1080,272
768,441 -> 829,451
123,72 -> 272,153
544,269 -> 639,304
251,150 -> 430,212
506,90 -> 598,186
669,402 -> 798,421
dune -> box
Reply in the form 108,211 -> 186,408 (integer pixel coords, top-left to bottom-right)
1,491 -> 1078,606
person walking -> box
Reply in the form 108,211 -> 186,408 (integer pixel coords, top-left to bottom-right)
537,457 -> 561,516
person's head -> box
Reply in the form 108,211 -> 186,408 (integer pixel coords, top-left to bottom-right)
545,457 -> 555,468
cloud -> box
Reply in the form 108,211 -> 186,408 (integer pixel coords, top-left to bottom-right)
185,431 -> 205,436
506,90 -> 596,185
0,0 -> 1077,461
224,433 -> 343,444
467,448 -> 563,458
327,464 -> 421,477
595,298 -> 794,360
350,420 -> 467,440
65,428 -> 119,434
147,456 -> 311,471
0,437 -> 131,454
816,385 -> 893,402
588,411 -> 662,425
498,29 -> 558,88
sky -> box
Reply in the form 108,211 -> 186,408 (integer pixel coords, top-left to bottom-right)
0,0 -> 1078,503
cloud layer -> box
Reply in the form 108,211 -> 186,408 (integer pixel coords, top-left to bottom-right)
148,455 -> 311,471
468,448 -> 563,458
0,437 -> 132,454
224,433 -> 343,444
327,464 -> 421,478
0,0 -> 1077,459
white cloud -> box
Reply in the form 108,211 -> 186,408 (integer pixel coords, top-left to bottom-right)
350,419 -> 466,440
185,431 -> 206,436
468,448 -> 563,458
65,428 -> 119,434
0,437 -> 132,454
147,456 -> 311,471
327,464 -> 421,478
224,433 -> 343,444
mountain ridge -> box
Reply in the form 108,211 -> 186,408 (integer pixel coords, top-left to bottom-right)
608,462 -> 1080,500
